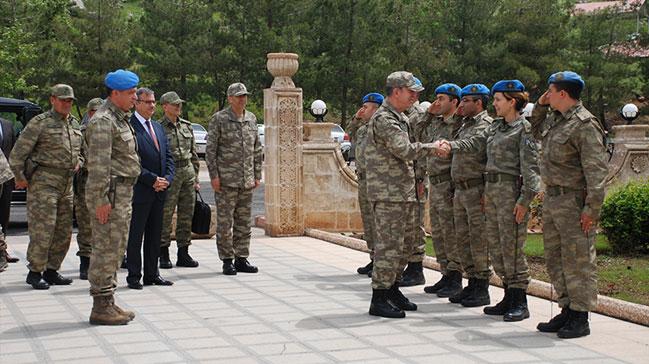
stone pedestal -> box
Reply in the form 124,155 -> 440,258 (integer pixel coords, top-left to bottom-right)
264,53 -> 304,236
606,125 -> 649,189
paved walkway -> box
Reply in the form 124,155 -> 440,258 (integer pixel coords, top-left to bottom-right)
1,229 -> 648,363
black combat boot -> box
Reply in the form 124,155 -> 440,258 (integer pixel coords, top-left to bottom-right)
484,285 -> 510,315
437,270 -> 463,298
388,282 -> 417,311
537,307 -> 570,333
399,262 -> 425,287
234,257 -> 258,273
79,256 -> 90,280
424,274 -> 448,294
222,259 -> 237,275
43,269 -> 73,285
503,288 -> 530,322
461,278 -> 490,307
159,247 -> 172,269
357,260 -> 373,275
450,277 -> 475,303
26,271 -> 49,290
176,246 -> 199,267
369,289 -> 405,318
557,310 -> 590,339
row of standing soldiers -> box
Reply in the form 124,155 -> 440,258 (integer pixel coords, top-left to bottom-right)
349,71 -> 608,339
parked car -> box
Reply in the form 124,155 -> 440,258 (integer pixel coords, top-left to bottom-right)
330,124 -> 352,161
257,124 -> 265,147
192,123 -> 207,158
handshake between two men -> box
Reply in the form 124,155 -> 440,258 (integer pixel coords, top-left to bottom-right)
426,140 -> 452,158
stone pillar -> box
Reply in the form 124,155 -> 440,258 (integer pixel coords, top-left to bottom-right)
606,124 -> 649,188
263,53 -> 304,236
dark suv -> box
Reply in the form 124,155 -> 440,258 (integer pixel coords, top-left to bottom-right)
0,97 -> 43,204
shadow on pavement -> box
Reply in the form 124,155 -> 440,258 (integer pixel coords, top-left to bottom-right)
296,313 -> 380,330
1,321 -> 88,340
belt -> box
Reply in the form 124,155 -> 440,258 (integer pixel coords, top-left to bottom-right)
453,178 -> 483,190
484,173 -> 519,183
546,185 -> 584,197
38,165 -> 75,177
112,176 -> 137,185
429,173 -> 452,185
175,159 -> 191,168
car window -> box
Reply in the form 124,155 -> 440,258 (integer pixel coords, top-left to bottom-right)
331,125 -> 344,133
192,123 -> 206,132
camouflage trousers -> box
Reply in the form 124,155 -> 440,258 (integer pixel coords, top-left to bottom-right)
74,169 -> 92,257
161,164 -> 196,248
484,181 -> 529,289
429,179 -> 461,274
371,201 -> 419,289
0,234 -> 7,272
215,186 -> 253,260
26,170 -> 74,273
543,191 -> 597,312
453,185 -> 491,280
357,175 -> 375,258
88,182 -> 134,297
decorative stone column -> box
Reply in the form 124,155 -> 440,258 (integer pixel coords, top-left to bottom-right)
606,124 -> 649,188
263,53 -> 304,236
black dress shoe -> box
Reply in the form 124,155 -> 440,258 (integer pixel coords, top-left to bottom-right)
159,247 -> 173,269
143,276 -> 174,286
26,271 -> 50,290
128,281 -> 143,290
6,254 -> 19,263
42,269 -> 73,285
234,257 -> 258,273
223,259 -> 237,275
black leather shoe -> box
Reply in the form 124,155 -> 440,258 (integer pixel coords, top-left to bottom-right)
369,289 -> 405,318
537,307 -> 570,333
120,255 -> 128,269
26,271 -> 50,290
357,260 -> 373,275
437,270 -> 463,298
234,257 -> 258,273
503,288 -> 530,322
176,246 -> 199,268
400,262 -> 425,287
484,285 -> 510,315
42,269 -> 73,285
6,254 -> 19,263
388,283 -> 417,311
79,256 -> 90,280
223,259 -> 237,275
159,247 -> 172,269
128,281 -> 144,290
557,309 -> 590,339
143,276 -> 174,286
424,275 -> 448,294
461,278 -> 490,307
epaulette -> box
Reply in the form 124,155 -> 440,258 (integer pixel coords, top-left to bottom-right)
483,114 -> 494,124
30,112 -> 49,123
522,119 -> 532,133
575,107 -> 595,123
178,117 -> 191,125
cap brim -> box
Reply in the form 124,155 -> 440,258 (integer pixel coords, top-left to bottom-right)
409,85 -> 425,92
233,91 -> 251,96
57,96 -> 76,100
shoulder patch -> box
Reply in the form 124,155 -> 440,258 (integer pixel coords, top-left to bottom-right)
484,115 -> 494,124
522,119 -> 532,133
31,112 -> 48,123
575,108 -> 595,123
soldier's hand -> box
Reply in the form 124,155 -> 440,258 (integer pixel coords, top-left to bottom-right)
74,164 -> 80,173
194,183 -> 200,191
513,203 -> 528,224
254,179 -> 260,189
580,213 -> 594,234
538,90 -> 550,106
15,180 -> 28,189
96,204 -> 112,224
211,177 -> 221,192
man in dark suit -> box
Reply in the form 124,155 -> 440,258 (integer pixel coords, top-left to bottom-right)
126,88 -> 175,289
0,117 -> 18,263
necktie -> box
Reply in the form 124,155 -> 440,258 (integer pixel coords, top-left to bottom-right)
145,120 -> 160,151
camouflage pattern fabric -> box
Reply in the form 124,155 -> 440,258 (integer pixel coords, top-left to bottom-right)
75,123 -> 92,257
160,115 -> 199,248
215,186 -> 253,260
354,123 -> 375,256
530,101 -> 608,312
0,155 -> 11,272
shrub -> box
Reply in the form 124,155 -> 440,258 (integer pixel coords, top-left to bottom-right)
600,180 -> 649,254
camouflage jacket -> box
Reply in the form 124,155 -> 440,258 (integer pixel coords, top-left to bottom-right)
449,110 -> 493,182
159,115 -> 200,176
355,123 -> 369,174
450,115 -> 541,207
85,99 -> 140,209
9,109 -> 82,182
365,100 -> 436,202
0,153 -> 14,185
206,106 -> 262,188
405,104 -> 433,182
425,114 -> 462,177
347,116 -> 364,144
529,101 -> 608,218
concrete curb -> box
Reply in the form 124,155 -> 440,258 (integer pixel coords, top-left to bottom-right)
305,228 -> 649,327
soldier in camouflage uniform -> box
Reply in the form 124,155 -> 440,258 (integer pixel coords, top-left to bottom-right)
443,80 -> 541,321
75,97 -> 103,280
9,84 -> 82,290
444,84 -> 493,307
0,153 -> 14,272
530,71 -> 608,339
420,83 -> 464,297
206,82 -> 263,276
365,71 -> 441,318
85,69 -> 141,325
159,91 -> 200,269
347,92 -> 383,277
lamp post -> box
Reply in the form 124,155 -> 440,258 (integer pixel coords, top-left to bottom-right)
309,99 -> 328,123
621,103 -> 639,125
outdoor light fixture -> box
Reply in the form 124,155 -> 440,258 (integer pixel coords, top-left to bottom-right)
309,99 -> 328,122
620,103 -> 639,125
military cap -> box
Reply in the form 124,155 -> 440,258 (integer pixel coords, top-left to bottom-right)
227,82 -> 250,97
104,69 -> 140,90
547,71 -> 585,90
461,84 -> 490,97
160,91 -> 185,105
435,83 -> 462,98
86,98 -> 104,111
491,79 -> 525,94
51,84 -> 76,100
386,71 -> 425,92
362,92 -> 384,105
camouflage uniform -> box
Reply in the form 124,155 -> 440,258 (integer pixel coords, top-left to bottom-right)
0,153 -> 13,271
452,116 -> 540,289
160,115 -> 200,249
449,110 -> 492,281
74,123 -> 92,258
530,101 -> 607,312
9,109 -> 82,273
206,106 -> 262,260
85,99 -> 140,297
348,117 -> 375,257
365,100 -> 437,290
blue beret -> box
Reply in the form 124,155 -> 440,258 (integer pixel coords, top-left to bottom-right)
104,69 -> 140,91
547,71 -> 585,90
435,83 -> 462,98
491,80 -> 526,94
461,84 -> 490,97
362,92 -> 384,105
